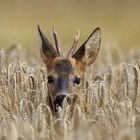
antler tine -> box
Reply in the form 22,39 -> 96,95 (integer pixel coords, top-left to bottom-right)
67,29 -> 80,57
52,27 -> 60,55
71,29 -> 80,55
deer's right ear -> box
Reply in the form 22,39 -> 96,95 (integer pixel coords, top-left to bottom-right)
72,27 -> 101,67
38,26 -> 57,67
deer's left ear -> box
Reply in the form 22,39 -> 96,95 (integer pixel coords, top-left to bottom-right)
72,27 -> 101,66
38,26 -> 58,69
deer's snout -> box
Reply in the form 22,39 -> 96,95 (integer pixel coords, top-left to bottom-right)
54,95 -> 66,107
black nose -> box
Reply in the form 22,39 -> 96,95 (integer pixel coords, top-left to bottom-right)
54,95 -> 66,107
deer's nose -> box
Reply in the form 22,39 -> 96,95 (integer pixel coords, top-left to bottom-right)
54,95 -> 66,107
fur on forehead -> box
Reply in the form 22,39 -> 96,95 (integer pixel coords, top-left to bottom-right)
54,58 -> 73,75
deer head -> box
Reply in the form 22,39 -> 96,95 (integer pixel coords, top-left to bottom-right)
38,26 -> 101,111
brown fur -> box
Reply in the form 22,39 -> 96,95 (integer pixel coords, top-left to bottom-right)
38,26 -> 101,113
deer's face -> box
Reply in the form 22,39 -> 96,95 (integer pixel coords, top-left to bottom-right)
38,26 -> 101,109
45,57 -> 84,107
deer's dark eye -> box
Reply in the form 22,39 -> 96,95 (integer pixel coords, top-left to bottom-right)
74,77 -> 81,85
47,75 -> 54,84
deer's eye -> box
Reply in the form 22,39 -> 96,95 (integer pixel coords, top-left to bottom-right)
74,77 -> 81,85
47,75 -> 54,84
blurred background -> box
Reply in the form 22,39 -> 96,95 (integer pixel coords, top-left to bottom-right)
0,0 -> 140,53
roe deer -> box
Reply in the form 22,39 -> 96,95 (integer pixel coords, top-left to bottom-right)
38,26 -> 101,112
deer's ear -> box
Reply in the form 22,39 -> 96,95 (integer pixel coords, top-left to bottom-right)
72,27 -> 101,66
38,26 -> 57,66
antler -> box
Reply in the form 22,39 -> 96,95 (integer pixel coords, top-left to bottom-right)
52,27 -> 60,55
67,29 -> 80,57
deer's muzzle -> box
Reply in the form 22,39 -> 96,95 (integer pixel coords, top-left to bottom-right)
54,95 -> 66,107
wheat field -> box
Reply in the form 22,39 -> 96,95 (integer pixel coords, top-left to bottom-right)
0,45 -> 139,140
0,0 -> 140,139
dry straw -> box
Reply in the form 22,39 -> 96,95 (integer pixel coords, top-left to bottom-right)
0,47 -> 139,140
